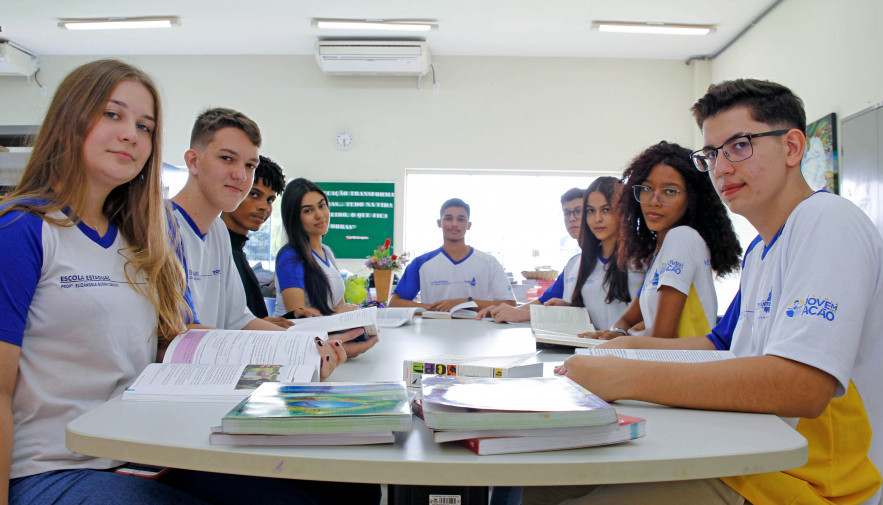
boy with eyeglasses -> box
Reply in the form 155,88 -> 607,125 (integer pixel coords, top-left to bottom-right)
477,187 -> 584,323
527,80 -> 883,505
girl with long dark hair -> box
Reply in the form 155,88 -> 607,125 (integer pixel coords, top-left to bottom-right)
274,178 -> 358,317
586,141 -> 741,340
478,177 -> 641,330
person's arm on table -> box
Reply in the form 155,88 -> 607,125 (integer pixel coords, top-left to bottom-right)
428,297 -> 514,312
333,299 -> 361,313
476,303 -> 532,323
262,317 -> 294,328
542,298 -> 571,306
559,351 -> 837,419
0,341 -> 20,505
242,317 -> 287,331
580,296 -> 643,340
280,287 -> 322,317
388,293 -> 430,309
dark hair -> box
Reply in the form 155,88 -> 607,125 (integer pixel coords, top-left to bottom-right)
190,107 -> 262,149
691,79 -> 806,132
570,177 -> 632,307
255,155 -> 285,195
440,198 -> 470,218
616,141 -> 741,277
280,178 -> 333,315
560,187 -> 584,205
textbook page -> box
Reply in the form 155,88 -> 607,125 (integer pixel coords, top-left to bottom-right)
575,348 -> 736,362
529,305 -> 595,335
123,362 -> 318,402
422,300 -> 479,319
286,307 -> 379,335
377,307 -> 418,328
163,329 -> 324,366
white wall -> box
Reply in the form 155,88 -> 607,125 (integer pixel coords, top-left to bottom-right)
711,0 -> 883,124
0,54 -> 699,271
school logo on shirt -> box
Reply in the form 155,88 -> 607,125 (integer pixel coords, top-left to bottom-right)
651,271 -> 660,287
59,274 -> 122,289
785,295 -> 838,321
756,290 -> 772,316
464,277 -> 477,287
188,269 -> 222,282
665,260 -> 684,274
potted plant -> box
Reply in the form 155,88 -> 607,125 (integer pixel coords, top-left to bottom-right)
365,238 -> 409,303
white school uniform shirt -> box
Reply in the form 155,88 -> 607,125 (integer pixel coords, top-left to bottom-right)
393,247 -> 516,304
717,192 -> 883,505
172,202 -> 254,330
638,226 -> 716,337
578,256 -> 643,331
274,243 -> 346,316
0,208 -> 157,479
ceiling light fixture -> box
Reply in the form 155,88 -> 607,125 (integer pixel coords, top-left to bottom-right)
312,18 -> 437,32
593,21 -> 714,36
58,16 -> 181,31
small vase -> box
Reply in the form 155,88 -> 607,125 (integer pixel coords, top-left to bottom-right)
374,269 -> 394,303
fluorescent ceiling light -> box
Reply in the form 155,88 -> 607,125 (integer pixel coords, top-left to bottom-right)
58,16 -> 181,31
593,21 -> 714,36
313,18 -> 437,32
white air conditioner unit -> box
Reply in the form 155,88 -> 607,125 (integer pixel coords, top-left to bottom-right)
315,40 -> 430,76
0,41 -> 40,77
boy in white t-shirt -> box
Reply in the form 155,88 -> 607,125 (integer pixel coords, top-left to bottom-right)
529,81 -> 883,505
390,198 -> 516,311
171,108 -> 293,332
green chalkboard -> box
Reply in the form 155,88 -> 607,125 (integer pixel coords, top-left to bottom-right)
317,182 -> 395,260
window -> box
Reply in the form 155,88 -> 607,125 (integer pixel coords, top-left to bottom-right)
404,171 -> 605,277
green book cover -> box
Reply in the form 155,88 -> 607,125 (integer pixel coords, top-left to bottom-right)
221,381 -> 412,435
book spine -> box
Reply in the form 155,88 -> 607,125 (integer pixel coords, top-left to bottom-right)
460,438 -> 482,455
404,360 -> 511,386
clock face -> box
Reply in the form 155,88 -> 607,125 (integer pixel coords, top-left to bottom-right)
335,130 -> 353,150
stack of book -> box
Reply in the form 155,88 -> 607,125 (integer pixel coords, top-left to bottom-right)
415,375 -> 645,455
210,381 -> 412,446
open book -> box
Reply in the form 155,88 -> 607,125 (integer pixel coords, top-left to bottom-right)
286,306 -> 379,336
529,305 -> 602,348
421,300 -> 479,319
122,329 -> 324,402
575,348 -> 736,362
377,307 -> 419,328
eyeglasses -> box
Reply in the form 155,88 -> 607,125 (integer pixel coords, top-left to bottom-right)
691,129 -> 791,172
562,208 -> 583,220
633,185 -> 682,206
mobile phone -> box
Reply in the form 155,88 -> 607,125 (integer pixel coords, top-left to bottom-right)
114,463 -> 171,480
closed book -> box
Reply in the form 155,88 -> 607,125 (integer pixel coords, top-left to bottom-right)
221,381 -> 412,435
458,414 -> 645,455
419,376 -> 616,430
403,353 -> 542,387
209,427 -> 395,446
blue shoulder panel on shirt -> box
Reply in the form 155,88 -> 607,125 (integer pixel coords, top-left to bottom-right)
0,210 -> 45,346
393,247 -> 443,300
706,290 -> 741,350
539,272 -> 565,303
275,244 -> 306,290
